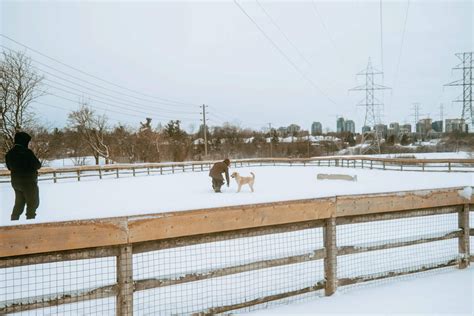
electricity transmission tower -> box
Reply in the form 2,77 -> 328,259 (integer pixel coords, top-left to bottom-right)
349,58 -> 390,154
411,103 -> 421,127
445,52 -> 473,132
200,104 -> 209,156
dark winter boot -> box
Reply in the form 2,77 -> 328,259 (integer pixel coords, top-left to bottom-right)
10,214 -> 19,221
26,212 -> 36,220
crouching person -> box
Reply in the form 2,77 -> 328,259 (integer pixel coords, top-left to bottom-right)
5,132 -> 42,220
209,158 -> 230,193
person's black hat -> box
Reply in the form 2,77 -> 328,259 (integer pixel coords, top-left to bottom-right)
14,132 -> 32,146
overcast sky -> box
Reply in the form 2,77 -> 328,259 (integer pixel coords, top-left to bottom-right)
0,0 -> 472,132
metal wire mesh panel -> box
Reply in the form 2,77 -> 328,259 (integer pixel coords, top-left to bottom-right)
0,254 -> 116,315
133,227 -> 324,315
470,209 -> 474,255
336,211 -> 460,290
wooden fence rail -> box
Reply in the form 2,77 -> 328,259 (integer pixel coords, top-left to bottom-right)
1,156 -> 473,184
0,187 -> 473,315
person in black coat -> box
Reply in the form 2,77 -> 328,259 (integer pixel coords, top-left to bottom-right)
5,132 -> 42,220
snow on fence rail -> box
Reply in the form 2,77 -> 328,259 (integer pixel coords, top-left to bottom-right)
0,187 -> 472,315
0,156 -> 473,183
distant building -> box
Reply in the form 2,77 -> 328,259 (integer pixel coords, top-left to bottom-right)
431,120 -> 443,133
389,122 -> 400,135
311,122 -> 322,135
445,119 -> 468,133
374,124 -> 388,139
416,118 -> 432,136
387,122 -> 400,138
400,124 -> 412,134
362,125 -> 371,133
277,127 -> 288,136
336,117 -> 345,133
336,117 -> 355,133
287,124 -> 301,135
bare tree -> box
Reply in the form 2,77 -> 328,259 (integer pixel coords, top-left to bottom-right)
68,104 -> 110,165
0,50 -> 44,154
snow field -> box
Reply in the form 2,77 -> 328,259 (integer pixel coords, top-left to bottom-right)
1,165 -> 472,227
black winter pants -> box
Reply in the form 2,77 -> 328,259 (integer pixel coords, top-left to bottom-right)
211,177 -> 224,192
11,178 -> 39,220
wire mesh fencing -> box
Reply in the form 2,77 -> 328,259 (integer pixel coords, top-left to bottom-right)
0,248 -> 117,315
336,207 -> 462,292
132,223 -> 325,315
0,203 -> 471,315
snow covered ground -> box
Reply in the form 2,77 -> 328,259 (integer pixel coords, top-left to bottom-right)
0,166 -> 472,226
250,267 -> 474,315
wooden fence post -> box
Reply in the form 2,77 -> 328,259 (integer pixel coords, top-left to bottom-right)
172,165 -> 175,174
116,245 -> 133,316
323,217 -> 337,296
53,172 -> 57,183
458,204 -> 470,269
182,165 -> 185,172
99,169 -> 102,180
77,170 -> 81,182
361,160 -> 363,169
448,162 -> 452,172
201,164 -> 203,171
160,167 -> 163,175
370,160 -> 373,169
116,168 -> 119,178
132,168 -> 136,177
147,167 -> 150,175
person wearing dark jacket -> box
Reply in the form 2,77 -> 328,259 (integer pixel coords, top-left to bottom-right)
5,132 -> 41,220
208,158 -> 230,193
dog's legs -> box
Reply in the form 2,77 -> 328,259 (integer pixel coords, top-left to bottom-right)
250,183 -> 254,192
237,184 -> 242,193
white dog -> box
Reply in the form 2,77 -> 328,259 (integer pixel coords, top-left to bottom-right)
231,172 -> 255,193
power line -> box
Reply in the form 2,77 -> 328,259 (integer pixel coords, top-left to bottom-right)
233,0 -> 338,105
42,84 -> 198,120
34,65 -> 199,115
44,91 -> 196,123
255,0 -> 312,67
40,76 -> 199,116
0,44 -> 198,110
379,0 -> 384,73
393,0 -> 410,89
32,101 -> 143,125
310,1 -> 347,69
0,34 -> 198,108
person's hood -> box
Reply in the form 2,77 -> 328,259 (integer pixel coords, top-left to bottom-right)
14,132 -> 32,147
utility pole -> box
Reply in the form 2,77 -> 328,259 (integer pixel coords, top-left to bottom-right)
268,123 -> 273,158
445,52 -> 473,132
349,57 -> 390,154
200,104 -> 208,156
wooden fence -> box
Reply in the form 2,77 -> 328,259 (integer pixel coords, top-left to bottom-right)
0,186 -> 472,315
1,156 -> 473,183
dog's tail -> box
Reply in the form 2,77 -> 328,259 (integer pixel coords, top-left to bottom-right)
250,172 -> 255,179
